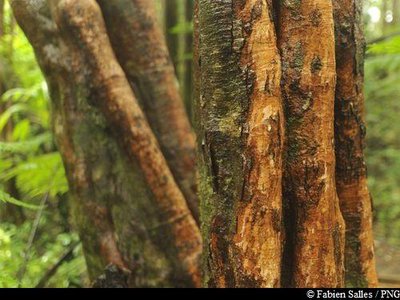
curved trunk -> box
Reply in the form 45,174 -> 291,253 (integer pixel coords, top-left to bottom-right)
11,0 -> 201,287
96,0 -> 198,223
276,0 -> 345,287
333,0 -> 378,288
196,0 -> 284,287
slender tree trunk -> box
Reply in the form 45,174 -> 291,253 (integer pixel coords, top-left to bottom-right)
333,0 -> 378,288
393,0 -> 400,26
382,0 -> 388,34
11,0 -> 201,287
276,0 -> 345,287
196,0 -> 284,287
0,0 -> 4,37
185,0 -> 194,121
165,0 -> 191,116
97,0 -> 199,223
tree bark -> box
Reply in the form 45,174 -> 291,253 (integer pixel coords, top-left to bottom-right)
11,0 -> 201,287
96,0 -> 198,223
196,0 -> 284,287
276,0 -> 345,287
333,0 -> 378,288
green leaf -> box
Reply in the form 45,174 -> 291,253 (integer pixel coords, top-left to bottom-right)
0,103 -> 27,133
0,190 -> 40,210
0,133 -> 52,155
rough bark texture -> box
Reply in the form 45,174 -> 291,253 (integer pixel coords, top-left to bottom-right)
96,0 -> 198,223
333,0 -> 378,288
196,0 -> 284,287
276,0 -> 345,287
11,0 -> 201,287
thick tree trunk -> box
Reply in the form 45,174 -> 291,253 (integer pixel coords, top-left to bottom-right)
333,0 -> 378,288
276,0 -> 345,287
11,0 -> 201,287
196,0 -> 284,287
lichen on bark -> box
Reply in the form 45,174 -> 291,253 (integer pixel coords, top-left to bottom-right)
196,0 -> 284,287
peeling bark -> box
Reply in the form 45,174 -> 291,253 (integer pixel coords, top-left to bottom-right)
277,0 -> 345,287
96,0 -> 199,223
11,0 -> 201,287
196,0 -> 283,287
333,0 -> 378,288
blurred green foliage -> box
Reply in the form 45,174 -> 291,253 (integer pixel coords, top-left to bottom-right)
365,51 -> 400,246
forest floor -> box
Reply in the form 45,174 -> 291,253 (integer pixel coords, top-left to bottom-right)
376,236 -> 400,287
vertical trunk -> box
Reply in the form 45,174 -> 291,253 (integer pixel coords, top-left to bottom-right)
165,0 -> 190,115
176,0 -> 187,109
277,0 -> 345,287
382,0 -> 388,34
96,0 -> 199,223
333,0 -> 378,288
393,0 -> 400,26
166,0 -> 178,65
185,0 -> 194,121
11,0 -> 201,287
0,0 -> 4,37
197,0 -> 284,287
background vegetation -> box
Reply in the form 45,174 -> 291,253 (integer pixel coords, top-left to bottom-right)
0,0 -> 399,287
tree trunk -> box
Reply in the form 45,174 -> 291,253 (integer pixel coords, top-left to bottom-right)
165,0 -> 192,117
382,0 -> 388,34
0,0 -> 4,37
333,0 -> 378,288
11,0 -> 201,287
196,0 -> 284,287
393,0 -> 400,26
96,0 -> 199,223
276,0 -> 345,287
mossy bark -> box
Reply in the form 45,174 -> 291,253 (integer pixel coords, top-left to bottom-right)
333,0 -> 378,288
276,0 -> 346,287
196,0 -> 284,287
11,0 -> 201,287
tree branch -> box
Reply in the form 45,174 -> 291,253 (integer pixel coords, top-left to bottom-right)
35,241 -> 80,288
367,31 -> 400,44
